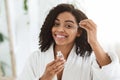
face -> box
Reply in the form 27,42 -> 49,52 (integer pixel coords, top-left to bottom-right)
52,12 -> 81,46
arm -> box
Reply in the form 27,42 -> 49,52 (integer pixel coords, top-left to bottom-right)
90,41 -> 111,67
79,19 -> 111,67
80,19 -> 120,80
91,50 -> 120,80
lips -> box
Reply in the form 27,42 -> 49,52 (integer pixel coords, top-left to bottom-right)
56,35 -> 66,38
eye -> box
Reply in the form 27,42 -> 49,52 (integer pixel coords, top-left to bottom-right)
54,22 -> 60,27
65,24 -> 74,29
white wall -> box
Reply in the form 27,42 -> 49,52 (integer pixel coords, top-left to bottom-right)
85,0 -> 120,45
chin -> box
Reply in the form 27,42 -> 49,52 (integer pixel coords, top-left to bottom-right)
55,42 -> 66,46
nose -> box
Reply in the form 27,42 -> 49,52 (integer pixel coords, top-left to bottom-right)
57,25 -> 65,32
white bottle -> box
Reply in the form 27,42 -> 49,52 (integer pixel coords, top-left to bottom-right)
57,51 -> 66,67
57,51 -> 64,58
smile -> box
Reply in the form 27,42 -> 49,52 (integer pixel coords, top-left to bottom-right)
55,34 -> 68,39
56,35 -> 65,38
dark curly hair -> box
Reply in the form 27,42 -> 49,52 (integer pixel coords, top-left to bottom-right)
39,3 -> 92,57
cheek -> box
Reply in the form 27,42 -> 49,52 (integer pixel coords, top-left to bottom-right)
70,29 -> 78,35
68,30 -> 78,38
51,28 -> 55,34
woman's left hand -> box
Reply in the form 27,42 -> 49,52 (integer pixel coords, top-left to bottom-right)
79,19 -> 98,45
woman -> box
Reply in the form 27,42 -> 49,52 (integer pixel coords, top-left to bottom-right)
18,3 -> 120,80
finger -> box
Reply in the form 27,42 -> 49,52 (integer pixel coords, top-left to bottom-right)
47,58 -> 65,72
46,60 -> 57,72
47,60 -> 56,67
87,19 -> 97,27
79,21 -> 92,30
86,19 -> 97,29
52,62 -> 65,74
48,63 -> 64,75
56,59 -> 65,67
51,59 -> 65,70
47,58 -> 61,67
49,58 -> 65,73
82,19 -> 96,28
80,20 -> 96,31
55,66 -> 64,74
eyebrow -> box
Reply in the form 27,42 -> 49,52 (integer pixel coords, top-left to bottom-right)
55,18 -> 75,24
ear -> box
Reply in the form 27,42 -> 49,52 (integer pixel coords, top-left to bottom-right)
77,27 -> 82,37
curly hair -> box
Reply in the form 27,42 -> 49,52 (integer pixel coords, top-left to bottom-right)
39,3 -> 92,57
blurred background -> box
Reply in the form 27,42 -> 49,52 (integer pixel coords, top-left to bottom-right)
0,0 -> 120,80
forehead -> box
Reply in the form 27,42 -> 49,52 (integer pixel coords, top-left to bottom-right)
56,12 -> 76,22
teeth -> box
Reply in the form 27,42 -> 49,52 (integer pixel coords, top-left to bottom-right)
56,35 -> 65,38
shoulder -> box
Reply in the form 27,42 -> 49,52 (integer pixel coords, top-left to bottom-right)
28,49 -> 45,62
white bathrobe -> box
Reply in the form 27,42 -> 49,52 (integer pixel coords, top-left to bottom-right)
17,44 -> 120,80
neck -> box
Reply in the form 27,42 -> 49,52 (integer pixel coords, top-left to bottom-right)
54,44 -> 74,60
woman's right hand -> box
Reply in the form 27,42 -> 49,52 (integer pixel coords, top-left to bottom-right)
40,57 -> 66,80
